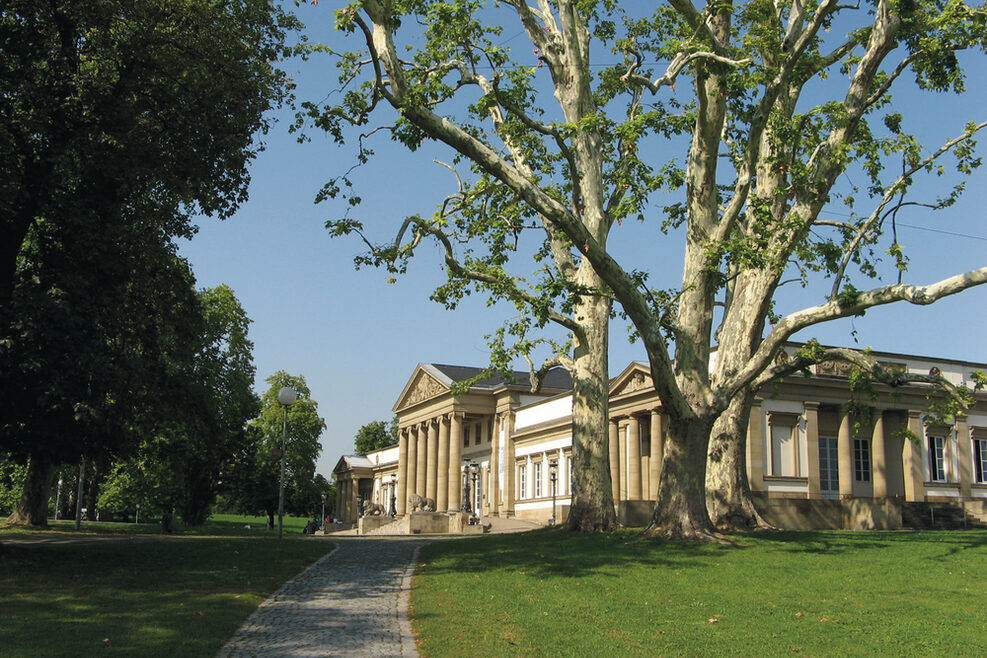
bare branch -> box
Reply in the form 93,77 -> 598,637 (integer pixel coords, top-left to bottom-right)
726,267 -> 987,397
524,353 -> 574,393
828,121 -> 987,297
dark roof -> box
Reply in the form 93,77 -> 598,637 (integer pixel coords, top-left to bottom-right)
429,364 -> 572,392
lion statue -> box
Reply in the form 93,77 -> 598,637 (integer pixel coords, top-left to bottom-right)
408,493 -> 436,512
361,499 -> 386,517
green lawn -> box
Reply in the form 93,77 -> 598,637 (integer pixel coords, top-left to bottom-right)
411,529 -> 987,657
0,516 -> 331,656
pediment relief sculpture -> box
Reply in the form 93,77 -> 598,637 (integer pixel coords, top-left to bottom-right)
403,372 -> 446,407
614,370 -> 652,397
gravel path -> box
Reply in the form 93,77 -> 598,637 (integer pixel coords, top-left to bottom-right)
217,536 -> 439,657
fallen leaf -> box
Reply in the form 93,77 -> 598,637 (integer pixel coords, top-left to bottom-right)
708,618 -> 719,624
795,612 -> 803,618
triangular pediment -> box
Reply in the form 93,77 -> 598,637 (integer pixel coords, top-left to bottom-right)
393,365 -> 451,412
610,361 -> 654,398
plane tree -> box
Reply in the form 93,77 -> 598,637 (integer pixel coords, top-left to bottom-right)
313,0 -> 987,538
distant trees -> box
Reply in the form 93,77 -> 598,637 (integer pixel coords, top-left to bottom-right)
354,418 -> 399,455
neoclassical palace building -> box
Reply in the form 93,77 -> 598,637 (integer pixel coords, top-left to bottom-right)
333,344 -> 987,531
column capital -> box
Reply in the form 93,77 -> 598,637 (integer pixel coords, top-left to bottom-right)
803,401 -> 821,412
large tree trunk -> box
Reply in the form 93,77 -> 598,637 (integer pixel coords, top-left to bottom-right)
565,290 -> 617,531
6,452 -> 57,526
644,416 -> 717,540
706,392 -> 773,532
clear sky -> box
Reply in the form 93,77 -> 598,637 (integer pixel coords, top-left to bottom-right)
178,3 -> 987,480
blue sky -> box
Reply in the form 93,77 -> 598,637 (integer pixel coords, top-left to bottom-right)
178,3 -> 987,479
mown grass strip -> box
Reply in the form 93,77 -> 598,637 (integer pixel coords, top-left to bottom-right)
0,531 -> 331,656
411,529 -> 987,657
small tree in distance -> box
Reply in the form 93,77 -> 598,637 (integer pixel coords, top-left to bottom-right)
354,417 -> 399,456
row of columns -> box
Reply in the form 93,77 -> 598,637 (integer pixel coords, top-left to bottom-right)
396,413 -> 466,515
336,476 -> 360,523
395,411 -> 520,517
751,401 -> 977,501
609,410 -> 665,503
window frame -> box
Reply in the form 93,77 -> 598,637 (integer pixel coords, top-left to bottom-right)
853,437 -> 871,482
928,435 -> 947,482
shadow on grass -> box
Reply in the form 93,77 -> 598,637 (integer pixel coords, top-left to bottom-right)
0,536 -> 332,657
751,528 -> 987,558
417,527 -> 987,581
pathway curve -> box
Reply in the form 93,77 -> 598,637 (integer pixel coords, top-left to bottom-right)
218,536 -> 439,657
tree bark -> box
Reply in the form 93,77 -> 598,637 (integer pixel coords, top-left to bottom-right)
6,451 -> 57,526
705,391 -> 773,532
644,416 -> 717,540
565,290 -> 617,532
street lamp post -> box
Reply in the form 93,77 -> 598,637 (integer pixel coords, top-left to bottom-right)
549,458 -> 558,526
470,463 -> 480,525
461,459 -> 474,515
277,386 -> 298,540
389,474 -> 397,517
320,493 -> 327,532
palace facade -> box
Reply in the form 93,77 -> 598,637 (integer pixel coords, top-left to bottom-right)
333,344 -> 987,531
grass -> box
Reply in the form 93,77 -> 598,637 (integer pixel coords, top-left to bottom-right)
0,515 -> 331,656
410,529 -> 987,657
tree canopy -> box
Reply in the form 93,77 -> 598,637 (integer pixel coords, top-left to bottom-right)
313,0 -> 987,538
0,0 -> 295,525
354,418 -> 399,455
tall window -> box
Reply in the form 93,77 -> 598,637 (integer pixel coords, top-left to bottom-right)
974,438 -> 987,484
534,462 -> 542,498
929,435 -> 946,482
463,426 -> 470,448
475,422 -> 482,445
518,465 -> 527,500
853,438 -> 871,482
768,412 -> 800,477
819,437 -> 839,495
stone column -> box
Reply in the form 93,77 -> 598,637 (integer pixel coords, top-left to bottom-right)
747,400 -> 765,490
406,426 -> 418,501
838,409 -> 853,499
397,428 -> 409,515
804,402 -> 820,498
426,420 -> 438,503
956,415 -> 971,498
504,413 -> 516,517
618,421 -> 628,501
903,410 -> 926,501
650,410 -> 663,499
627,416 -> 642,500
437,416 -> 450,512
448,412 -> 463,511
416,423 -> 427,500
490,416 -> 500,516
872,410 -> 887,498
609,419 -> 620,505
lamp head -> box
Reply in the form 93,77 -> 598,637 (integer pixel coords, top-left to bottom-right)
278,387 -> 298,406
